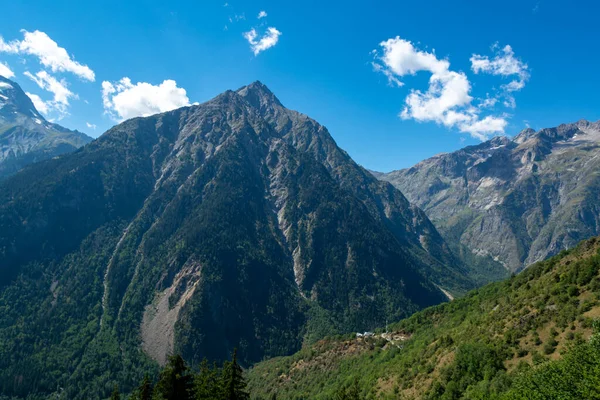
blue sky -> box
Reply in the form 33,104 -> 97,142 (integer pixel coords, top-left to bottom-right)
1,0 -> 599,171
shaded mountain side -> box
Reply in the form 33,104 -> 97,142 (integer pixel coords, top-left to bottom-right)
378,120 -> 600,275
0,82 -> 468,399
248,236 -> 600,399
0,75 -> 92,179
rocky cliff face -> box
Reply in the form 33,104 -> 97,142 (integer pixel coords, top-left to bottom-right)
379,120 -> 600,272
0,75 -> 91,179
0,82 -> 469,398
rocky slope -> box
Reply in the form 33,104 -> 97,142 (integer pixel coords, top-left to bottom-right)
0,75 -> 91,179
0,82 -> 469,399
378,120 -> 600,273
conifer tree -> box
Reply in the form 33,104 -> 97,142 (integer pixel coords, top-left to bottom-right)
222,349 -> 249,400
153,355 -> 194,400
194,359 -> 221,399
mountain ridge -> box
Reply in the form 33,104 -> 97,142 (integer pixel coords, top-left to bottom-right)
377,119 -> 600,273
0,75 -> 92,179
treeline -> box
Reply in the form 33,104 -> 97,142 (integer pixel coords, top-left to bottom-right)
108,349 -> 365,400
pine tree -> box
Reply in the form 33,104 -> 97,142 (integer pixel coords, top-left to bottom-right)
222,349 -> 249,400
194,359 -> 221,399
153,355 -> 194,400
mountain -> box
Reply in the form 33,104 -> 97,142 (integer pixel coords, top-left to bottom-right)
0,75 -> 92,179
377,120 -> 600,273
248,236 -> 600,399
0,81 -> 470,399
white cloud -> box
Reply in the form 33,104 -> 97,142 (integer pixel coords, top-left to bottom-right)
26,92 -> 49,114
86,122 -> 97,130
471,45 -> 528,77
25,70 -> 74,105
0,61 -> 14,78
373,36 -> 507,140
258,10 -> 268,19
479,96 -> 498,109
1,30 -> 95,81
471,44 -> 529,108
243,27 -> 281,56
0,37 -> 19,53
458,116 -> 507,140
24,70 -> 76,117
102,77 -> 191,121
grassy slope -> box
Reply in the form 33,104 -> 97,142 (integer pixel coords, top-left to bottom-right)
248,237 -> 600,399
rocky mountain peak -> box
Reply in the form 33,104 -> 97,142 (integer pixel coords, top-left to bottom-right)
513,128 -> 536,144
0,75 -> 92,179
0,75 -> 45,124
235,80 -> 284,115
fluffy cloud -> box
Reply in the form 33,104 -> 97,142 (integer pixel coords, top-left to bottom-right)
26,92 -> 49,114
0,30 -> 94,81
258,10 -> 268,19
471,44 -> 529,108
102,78 -> 191,121
24,70 -> 76,117
0,61 -> 14,78
243,27 -> 281,56
373,37 -> 507,140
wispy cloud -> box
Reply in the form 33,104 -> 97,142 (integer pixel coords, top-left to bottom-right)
26,92 -> 49,114
86,122 -> 97,130
0,61 -> 14,78
471,44 -> 529,108
0,30 -> 95,81
24,70 -> 76,118
243,27 -> 282,56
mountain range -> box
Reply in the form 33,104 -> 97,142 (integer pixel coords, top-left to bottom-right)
3,75 -> 600,399
376,120 -> 600,273
0,75 -> 92,179
0,81 -> 471,399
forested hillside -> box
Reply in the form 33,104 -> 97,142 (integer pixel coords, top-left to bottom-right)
248,237 -> 600,399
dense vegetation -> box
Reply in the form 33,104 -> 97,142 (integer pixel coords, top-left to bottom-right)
248,237 -> 600,399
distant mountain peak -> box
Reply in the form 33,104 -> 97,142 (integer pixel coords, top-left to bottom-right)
0,75 -> 92,179
378,118 -> 600,274
0,75 -> 45,123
